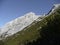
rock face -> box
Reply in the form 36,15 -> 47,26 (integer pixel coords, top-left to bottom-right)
47,4 -> 60,15
0,12 -> 40,37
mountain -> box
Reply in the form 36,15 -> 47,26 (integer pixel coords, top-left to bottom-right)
0,4 -> 60,45
0,12 -> 41,37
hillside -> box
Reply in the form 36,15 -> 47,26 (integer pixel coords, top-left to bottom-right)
3,15 -> 45,45
0,4 -> 60,45
26,5 -> 60,45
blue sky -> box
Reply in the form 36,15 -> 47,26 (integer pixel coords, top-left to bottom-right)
0,0 -> 60,27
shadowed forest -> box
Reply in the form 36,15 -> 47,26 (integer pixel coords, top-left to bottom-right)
24,7 -> 60,45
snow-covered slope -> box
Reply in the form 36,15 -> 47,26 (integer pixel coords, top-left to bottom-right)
0,12 -> 40,37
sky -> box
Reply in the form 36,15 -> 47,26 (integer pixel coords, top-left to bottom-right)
0,0 -> 60,27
